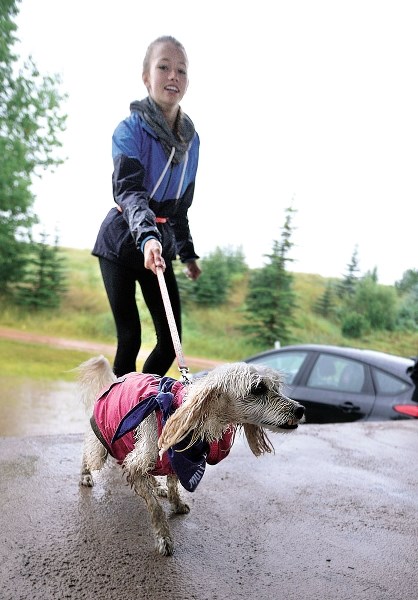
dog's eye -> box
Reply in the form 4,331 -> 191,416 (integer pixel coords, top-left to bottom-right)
251,381 -> 268,395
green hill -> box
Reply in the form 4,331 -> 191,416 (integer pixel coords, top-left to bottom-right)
1,247 -> 417,380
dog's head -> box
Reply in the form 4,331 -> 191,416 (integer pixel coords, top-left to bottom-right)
241,363 -> 304,420
158,362 -> 304,457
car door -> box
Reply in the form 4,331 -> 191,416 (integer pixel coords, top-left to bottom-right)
291,352 -> 376,423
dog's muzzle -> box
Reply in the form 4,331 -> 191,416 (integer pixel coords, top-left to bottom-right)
279,404 -> 305,430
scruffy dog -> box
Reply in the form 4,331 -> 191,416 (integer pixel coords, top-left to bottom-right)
77,355 -> 305,556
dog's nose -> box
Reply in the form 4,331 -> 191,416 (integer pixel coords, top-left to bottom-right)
294,405 -> 305,420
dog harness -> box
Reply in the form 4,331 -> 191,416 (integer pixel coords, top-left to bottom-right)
91,373 -> 234,492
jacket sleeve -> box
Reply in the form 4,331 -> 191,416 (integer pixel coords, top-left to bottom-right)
170,182 -> 200,262
206,426 -> 236,464
112,117 -> 161,251
112,154 -> 161,251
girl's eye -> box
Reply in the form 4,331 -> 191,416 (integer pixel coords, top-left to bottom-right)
156,65 -> 187,76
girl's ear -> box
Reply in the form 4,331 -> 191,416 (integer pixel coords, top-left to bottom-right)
243,424 -> 274,456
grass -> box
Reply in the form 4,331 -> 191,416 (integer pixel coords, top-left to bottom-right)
1,247 -> 417,381
0,339 -> 100,380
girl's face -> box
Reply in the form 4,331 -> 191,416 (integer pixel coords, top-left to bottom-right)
143,42 -> 189,112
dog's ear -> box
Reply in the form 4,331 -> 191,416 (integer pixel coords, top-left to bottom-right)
243,424 -> 274,456
158,384 -> 216,454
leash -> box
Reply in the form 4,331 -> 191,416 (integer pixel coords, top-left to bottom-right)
156,266 -> 191,384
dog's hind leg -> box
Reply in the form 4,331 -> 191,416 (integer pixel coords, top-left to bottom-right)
80,429 -> 108,487
131,473 -> 174,556
167,475 -> 190,514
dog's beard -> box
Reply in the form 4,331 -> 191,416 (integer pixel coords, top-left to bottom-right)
240,396 -> 302,431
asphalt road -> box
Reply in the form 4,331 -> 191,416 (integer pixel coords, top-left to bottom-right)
1,420 -> 417,600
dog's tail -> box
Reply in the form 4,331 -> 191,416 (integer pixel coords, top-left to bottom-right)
75,355 -> 116,414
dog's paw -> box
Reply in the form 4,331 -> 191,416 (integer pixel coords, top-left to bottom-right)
156,536 -> 174,556
174,501 -> 190,515
80,473 -> 94,487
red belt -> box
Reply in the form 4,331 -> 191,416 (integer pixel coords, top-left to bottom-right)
117,206 -> 167,223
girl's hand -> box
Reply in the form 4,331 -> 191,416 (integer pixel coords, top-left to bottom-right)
144,239 -> 166,274
184,260 -> 201,281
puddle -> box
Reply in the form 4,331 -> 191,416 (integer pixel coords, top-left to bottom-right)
0,378 -> 86,437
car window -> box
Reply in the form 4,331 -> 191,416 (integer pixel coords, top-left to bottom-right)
372,368 -> 410,394
249,351 -> 308,385
307,355 -> 365,393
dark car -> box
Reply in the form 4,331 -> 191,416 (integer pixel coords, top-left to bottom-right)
243,344 -> 418,423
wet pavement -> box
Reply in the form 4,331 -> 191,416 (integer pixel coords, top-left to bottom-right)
0,379 -> 85,437
1,419 -> 417,600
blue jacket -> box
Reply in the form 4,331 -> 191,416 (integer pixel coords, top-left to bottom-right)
92,107 -> 200,265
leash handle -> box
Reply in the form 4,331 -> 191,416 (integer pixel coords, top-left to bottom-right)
156,267 -> 191,382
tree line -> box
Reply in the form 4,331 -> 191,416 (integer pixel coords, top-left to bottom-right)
177,210 -> 418,346
1,0 -> 67,305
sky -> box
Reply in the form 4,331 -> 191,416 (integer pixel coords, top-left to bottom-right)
14,0 -> 417,285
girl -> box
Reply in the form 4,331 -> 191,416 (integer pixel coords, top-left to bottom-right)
93,36 -> 201,377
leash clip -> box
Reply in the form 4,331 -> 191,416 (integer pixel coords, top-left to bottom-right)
179,366 -> 192,385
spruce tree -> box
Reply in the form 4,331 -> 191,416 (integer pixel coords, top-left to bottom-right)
242,207 -> 297,347
337,245 -> 361,299
314,281 -> 336,318
15,232 -> 68,310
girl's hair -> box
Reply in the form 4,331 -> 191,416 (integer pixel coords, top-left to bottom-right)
142,36 -> 188,75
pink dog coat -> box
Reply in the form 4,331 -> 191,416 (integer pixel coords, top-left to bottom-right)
91,373 -> 235,491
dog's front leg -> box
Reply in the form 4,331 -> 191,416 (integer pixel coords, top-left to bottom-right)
167,475 -> 190,514
132,474 -> 174,556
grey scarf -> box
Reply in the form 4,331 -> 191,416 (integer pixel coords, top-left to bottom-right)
130,96 -> 195,165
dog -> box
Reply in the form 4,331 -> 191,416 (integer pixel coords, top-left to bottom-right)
77,355 -> 305,556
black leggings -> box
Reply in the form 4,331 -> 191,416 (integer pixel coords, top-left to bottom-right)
98,257 -> 181,377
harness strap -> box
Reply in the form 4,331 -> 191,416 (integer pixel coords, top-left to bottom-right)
110,376 -> 177,444
90,415 -> 111,456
